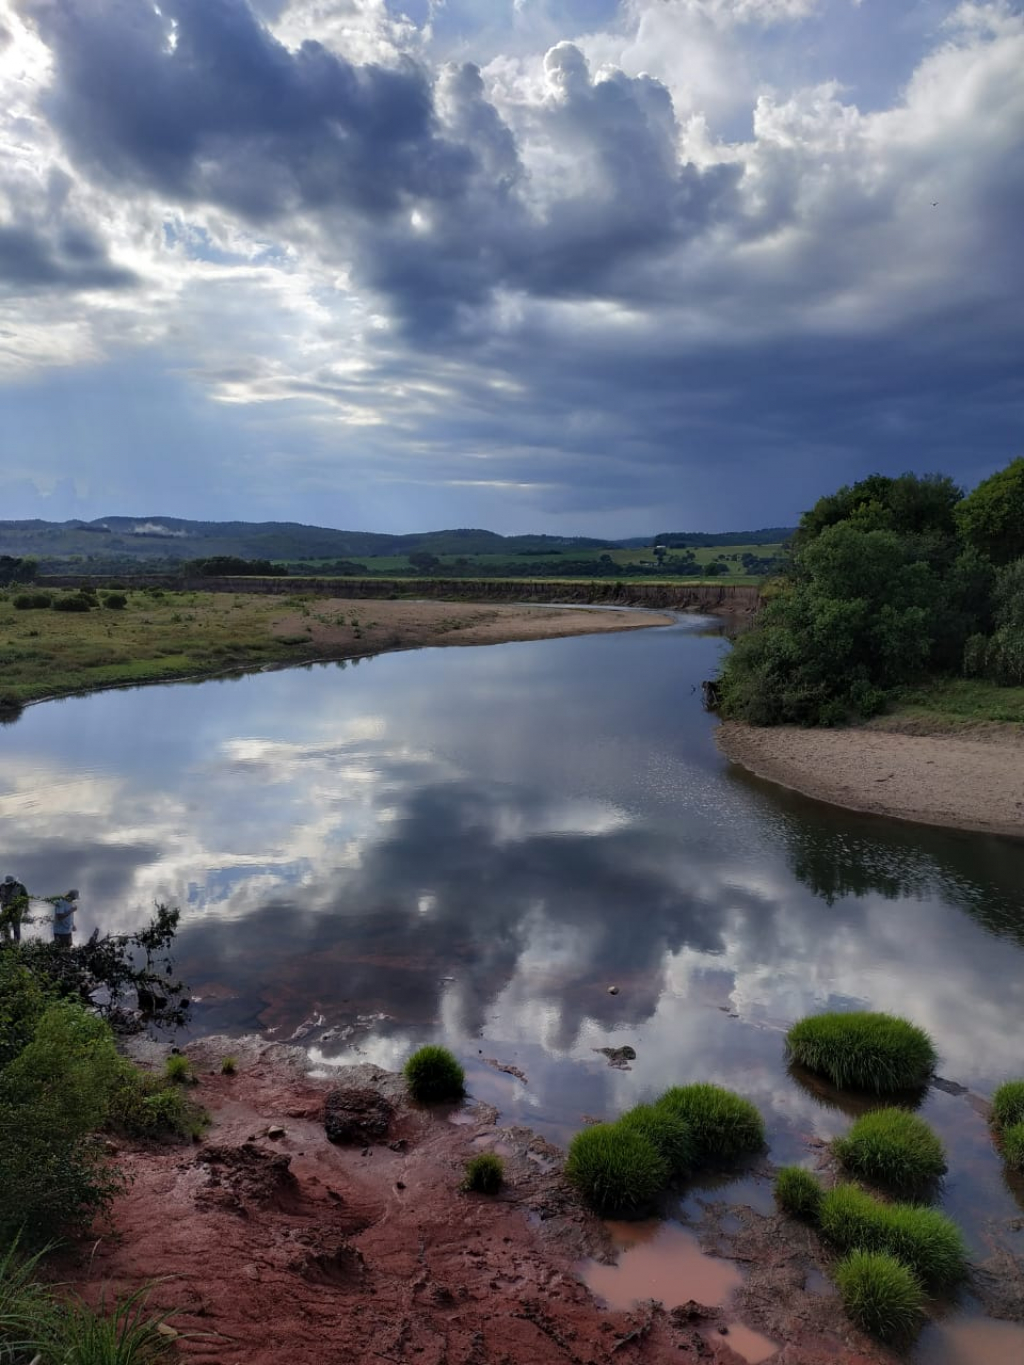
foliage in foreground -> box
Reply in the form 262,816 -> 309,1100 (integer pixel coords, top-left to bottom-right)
616,1103 -> 696,1178
785,1011 -> 937,1094
834,1108 -> 946,1194
564,1123 -> 667,1218
819,1184 -> 967,1291
655,1083 -> 765,1162
1001,1123 -> 1024,1174
834,1250 -> 925,1344
403,1045 -> 465,1103
774,1166 -> 823,1222
991,1080 -> 1024,1131
462,1153 -> 504,1195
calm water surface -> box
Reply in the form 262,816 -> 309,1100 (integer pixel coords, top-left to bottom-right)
3,617 -> 1023,1353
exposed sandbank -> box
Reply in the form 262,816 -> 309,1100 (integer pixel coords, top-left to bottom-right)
717,719 -> 1024,839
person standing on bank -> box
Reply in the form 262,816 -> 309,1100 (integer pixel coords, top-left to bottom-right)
0,875 -> 28,941
53,889 -> 77,947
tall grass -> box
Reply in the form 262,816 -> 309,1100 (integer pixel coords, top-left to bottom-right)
834,1108 -> 946,1194
462,1153 -> 503,1195
819,1184 -> 967,1291
834,1250 -> 924,1344
1002,1123 -> 1024,1173
774,1166 -> 823,1222
47,1285 -> 177,1364
403,1045 -> 465,1103
785,1012 -> 937,1094
564,1123 -> 667,1217
616,1104 -> 696,1178
655,1084 -> 764,1162
0,1239 -> 58,1362
991,1080 -> 1024,1130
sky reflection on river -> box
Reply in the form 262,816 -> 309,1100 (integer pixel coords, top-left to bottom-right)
3,620 -> 1024,1262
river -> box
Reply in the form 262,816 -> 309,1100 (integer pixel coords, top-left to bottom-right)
2,615 -> 1022,1360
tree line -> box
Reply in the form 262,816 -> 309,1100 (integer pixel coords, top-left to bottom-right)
719,457 -> 1024,726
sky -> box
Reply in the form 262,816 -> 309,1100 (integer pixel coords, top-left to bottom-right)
0,0 -> 1021,536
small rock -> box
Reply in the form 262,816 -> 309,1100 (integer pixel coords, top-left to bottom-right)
607,985 -> 619,995
267,1125 -> 286,1139
395,1180 -> 406,1190
388,1139 -> 407,1152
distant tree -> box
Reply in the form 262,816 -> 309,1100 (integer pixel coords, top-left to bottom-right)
189,556 -> 287,577
0,556 -> 38,585
408,552 -> 441,573
956,457 -> 1024,566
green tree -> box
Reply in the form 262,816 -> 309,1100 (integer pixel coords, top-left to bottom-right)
956,457 -> 1024,565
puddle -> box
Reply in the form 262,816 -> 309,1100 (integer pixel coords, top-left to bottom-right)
914,1316 -> 1024,1364
709,1323 -> 778,1364
580,1220 -> 742,1311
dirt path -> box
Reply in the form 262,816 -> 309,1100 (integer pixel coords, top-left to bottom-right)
62,1037 -> 891,1365
717,719 -> 1024,839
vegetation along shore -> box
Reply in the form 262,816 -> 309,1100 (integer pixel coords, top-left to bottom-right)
717,458 -> 1024,837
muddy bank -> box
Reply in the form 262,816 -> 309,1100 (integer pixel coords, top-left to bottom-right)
717,720 -> 1024,839
64,1036 -> 893,1365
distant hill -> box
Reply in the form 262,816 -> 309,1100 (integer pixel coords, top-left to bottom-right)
0,517 -> 795,567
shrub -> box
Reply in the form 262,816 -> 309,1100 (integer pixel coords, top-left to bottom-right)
774,1166 -> 823,1221
462,1153 -> 504,1194
107,1063 -> 206,1140
1000,1122 -> 1024,1173
991,1080 -> 1024,1131
220,1056 -> 238,1075
617,1103 -> 696,1178
819,1185 -> 967,1290
102,593 -> 128,610
564,1123 -> 667,1217
654,1084 -> 764,1163
404,1045 -> 465,1103
12,592 -> 51,610
834,1250 -> 924,1343
785,1012 -> 937,1094
834,1108 -> 946,1193
164,1054 -> 192,1085
52,593 -> 94,613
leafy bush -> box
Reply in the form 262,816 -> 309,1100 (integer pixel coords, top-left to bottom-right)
654,1083 -> 764,1163
102,592 -> 128,610
834,1250 -> 924,1343
785,1011 -> 937,1094
564,1123 -> 667,1217
1001,1123 -> 1024,1173
12,592 -> 51,610
819,1185 -> 967,1290
53,594 -> 93,613
164,1054 -> 192,1085
834,1108 -> 946,1193
462,1153 -> 504,1194
774,1166 -> 823,1221
107,1062 -> 206,1140
403,1045 -> 465,1103
617,1103 -> 696,1178
991,1079 -> 1024,1130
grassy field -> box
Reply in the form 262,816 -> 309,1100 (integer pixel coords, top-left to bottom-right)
885,678 -> 1024,728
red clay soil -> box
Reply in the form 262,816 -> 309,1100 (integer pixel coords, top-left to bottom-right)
61,1037 -> 889,1365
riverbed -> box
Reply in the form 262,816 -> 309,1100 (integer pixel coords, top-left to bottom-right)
3,616 -> 1023,1360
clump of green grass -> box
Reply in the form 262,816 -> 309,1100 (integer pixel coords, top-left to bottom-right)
564,1123 -> 667,1218
1002,1123 -> 1024,1173
654,1083 -> 764,1163
834,1108 -> 946,1194
834,1250 -> 924,1344
164,1054 -> 192,1085
47,1284 -> 177,1364
0,1239 -> 58,1359
616,1103 -> 696,1178
108,1063 -> 206,1140
220,1056 -> 238,1075
785,1012 -> 937,1094
404,1045 -> 465,1103
774,1166 -> 823,1221
819,1184 -> 967,1290
991,1080 -> 1024,1130
462,1153 -> 504,1194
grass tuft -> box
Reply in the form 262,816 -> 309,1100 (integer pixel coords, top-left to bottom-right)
834,1250 -> 924,1344
834,1108 -> 946,1194
108,1063 -> 207,1140
1000,1122 -> 1024,1173
164,1054 -> 192,1085
819,1184 -> 967,1291
404,1045 -> 465,1103
565,1123 -> 667,1218
785,1011 -> 937,1094
47,1283 -> 178,1363
0,1239 -> 59,1359
616,1103 -> 696,1178
220,1056 -> 238,1076
774,1166 -> 823,1222
462,1153 -> 504,1194
991,1080 -> 1024,1131
654,1083 -> 764,1163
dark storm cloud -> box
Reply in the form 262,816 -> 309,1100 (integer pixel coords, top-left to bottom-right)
0,221 -> 136,294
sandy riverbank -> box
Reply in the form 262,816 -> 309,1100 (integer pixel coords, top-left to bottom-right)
61,1035 -> 892,1365
717,719 -> 1024,839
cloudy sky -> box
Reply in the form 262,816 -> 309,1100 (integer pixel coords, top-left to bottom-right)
1,0 -> 1021,535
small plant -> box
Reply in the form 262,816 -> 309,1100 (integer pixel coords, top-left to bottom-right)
834,1108 -> 946,1194
991,1080 -> 1024,1130
1001,1122 -> 1024,1173
220,1056 -> 238,1075
46,1283 -> 178,1364
164,1054 -> 192,1085
655,1083 -> 764,1163
834,1250 -> 924,1343
0,1239 -> 58,1359
565,1122 -> 667,1217
102,593 -> 128,610
616,1103 -> 696,1178
404,1045 -> 465,1103
785,1011 -> 937,1094
774,1166 -> 823,1221
462,1153 -> 504,1194
819,1184 -> 967,1291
